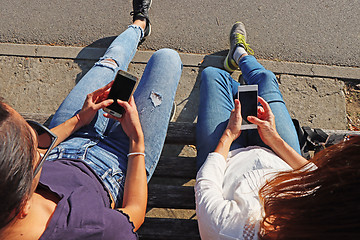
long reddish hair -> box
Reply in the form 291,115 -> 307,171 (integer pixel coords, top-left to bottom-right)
259,136 -> 360,239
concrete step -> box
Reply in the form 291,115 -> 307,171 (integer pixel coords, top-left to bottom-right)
1,43 -> 358,132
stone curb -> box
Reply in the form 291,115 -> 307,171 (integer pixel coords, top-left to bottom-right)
0,43 -> 359,80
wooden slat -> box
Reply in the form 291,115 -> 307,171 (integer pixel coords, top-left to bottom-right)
154,156 -> 196,178
20,113 -> 360,145
138,218 -> 200,240
20,113 -> 197,145
147,184 -> 195,209
165,122 -> 196,145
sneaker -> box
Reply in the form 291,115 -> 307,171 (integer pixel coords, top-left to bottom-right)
131,0 -> 152,38
224,22 -> 254,73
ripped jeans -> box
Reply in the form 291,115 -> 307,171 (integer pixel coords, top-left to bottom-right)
47,25 -> 183,207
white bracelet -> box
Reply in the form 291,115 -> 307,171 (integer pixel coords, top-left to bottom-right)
127,152 -> 146,157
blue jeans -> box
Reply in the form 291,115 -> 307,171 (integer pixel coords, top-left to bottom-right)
46,25 -> 183,207
196,55 -> 300,169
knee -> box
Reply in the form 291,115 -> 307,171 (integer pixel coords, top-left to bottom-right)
201,67 -> 220,83
152,48 -> 182,67
255,70 -> 277,84
201,67 -> 228,87
202,66 -> 221,77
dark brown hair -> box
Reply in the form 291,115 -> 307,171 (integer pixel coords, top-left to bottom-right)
259,136 -> 360,239
0,101 -> 35,229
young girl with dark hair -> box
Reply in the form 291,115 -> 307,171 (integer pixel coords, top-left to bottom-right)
0,1 -> 182,239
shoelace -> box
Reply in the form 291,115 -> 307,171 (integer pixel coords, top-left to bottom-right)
235,33 -> 254,55
130,9 -> 145,16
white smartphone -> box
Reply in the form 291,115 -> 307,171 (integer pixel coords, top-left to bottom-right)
104,70 -> 139,118
237,85 -> 258,130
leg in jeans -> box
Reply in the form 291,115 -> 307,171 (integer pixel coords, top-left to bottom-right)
101,48 -> 182,180
136,49 -> 182,178
49,25 -> 143,137
238,55 -> 301,154
47,25 -> 144,206
87,48 -> 182,206
196,66 -> 244,170
47,24 -> 182,206
196,57 -> 301,169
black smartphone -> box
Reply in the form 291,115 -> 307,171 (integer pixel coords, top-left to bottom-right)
237,85 -> 258,130
104,70 -> 139,118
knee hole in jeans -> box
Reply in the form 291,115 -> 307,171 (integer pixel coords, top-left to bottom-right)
95,58 -> 119,71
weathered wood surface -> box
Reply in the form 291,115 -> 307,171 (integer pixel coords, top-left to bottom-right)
20,113 -> 197,144
165,122 -> 196,145
154,156 -> 196,178
20,113 -> 360,146
147,184 -> 195,209
139,218 -> 199,240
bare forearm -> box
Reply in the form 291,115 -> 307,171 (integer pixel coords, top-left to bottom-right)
269,136 -> 309,169
50,115 -> 83,147
214,99 -> 242,160
120,137 -> 147,231
214,129 -> 233,160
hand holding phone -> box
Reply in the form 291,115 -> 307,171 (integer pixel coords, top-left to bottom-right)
225,99 -> 243,142
237,85 -> 258,130
77,81 -> 114,127
247,96 -> 280,147
104,70 -> 139,118
111,96 -> 144,141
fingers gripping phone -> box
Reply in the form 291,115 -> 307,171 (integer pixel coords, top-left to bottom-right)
104,70 -> 139,118
237,85 -> 258,130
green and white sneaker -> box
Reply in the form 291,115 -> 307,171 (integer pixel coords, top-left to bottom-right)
224,22 -> 254,72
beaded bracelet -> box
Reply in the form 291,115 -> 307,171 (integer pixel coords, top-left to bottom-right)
127,152 -> 146,157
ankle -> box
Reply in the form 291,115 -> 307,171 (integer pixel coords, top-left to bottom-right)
133,19 -> 146,31
239,53 -> 248,62
233,46 -> 248,65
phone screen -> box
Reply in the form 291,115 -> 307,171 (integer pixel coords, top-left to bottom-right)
238,85 -> 258,129
106,71 -> 137,115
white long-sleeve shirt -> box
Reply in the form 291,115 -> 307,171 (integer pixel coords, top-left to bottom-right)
195,146 -> 292,240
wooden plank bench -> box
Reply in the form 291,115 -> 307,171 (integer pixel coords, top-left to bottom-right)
21,113 -> 360,240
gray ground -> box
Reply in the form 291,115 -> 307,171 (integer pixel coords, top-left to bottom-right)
1,0 -> 359,67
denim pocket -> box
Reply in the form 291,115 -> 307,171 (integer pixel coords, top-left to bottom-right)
84,145 -> 126,205
46,137 -> 94,161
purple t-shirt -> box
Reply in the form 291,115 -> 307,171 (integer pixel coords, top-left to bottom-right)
38,159 -> 137,240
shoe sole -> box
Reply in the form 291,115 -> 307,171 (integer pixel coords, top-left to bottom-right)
146,23 -> 151,37
144,0 -> 152,37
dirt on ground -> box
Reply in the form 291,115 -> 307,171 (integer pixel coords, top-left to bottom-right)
345,81 -> 360,131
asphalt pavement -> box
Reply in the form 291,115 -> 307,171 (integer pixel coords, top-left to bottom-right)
0,0 -> 359,132
0,0 -> 359,67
